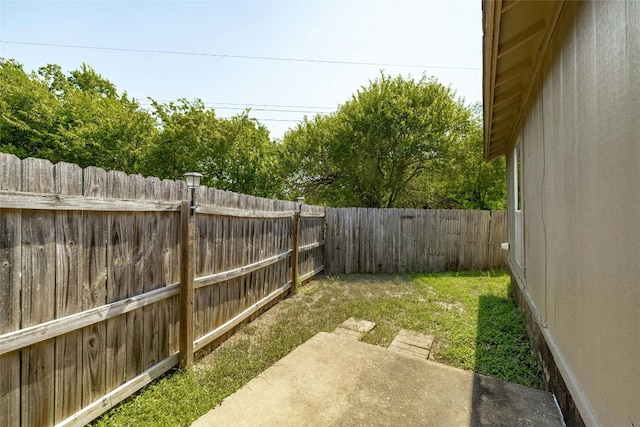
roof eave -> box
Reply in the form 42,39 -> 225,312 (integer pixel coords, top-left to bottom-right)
483,0 -> 501,162
482,0 -> 566,162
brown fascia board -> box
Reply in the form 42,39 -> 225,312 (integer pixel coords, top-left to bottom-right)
483,0 -> 502,162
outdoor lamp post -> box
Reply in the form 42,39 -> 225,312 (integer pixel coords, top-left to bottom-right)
183,172 -> 203,215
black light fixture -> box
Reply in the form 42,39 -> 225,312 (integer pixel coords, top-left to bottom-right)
183,172 -> 203,215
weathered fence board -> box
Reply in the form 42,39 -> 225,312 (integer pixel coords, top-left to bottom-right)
129,173 -> 147,381
0,153 -> 21,427
21,157 -> 57,427
54,162 -> 83,423
82,166 -> 108,409
325,208 -> 508,274
298,204 -> 325,283
0,190 -> 181,211
142,177 -> 162,370
488,210 -> 508,269
105,170 -> 131,397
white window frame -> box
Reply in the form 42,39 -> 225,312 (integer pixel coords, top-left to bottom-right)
513,142 -> 524,267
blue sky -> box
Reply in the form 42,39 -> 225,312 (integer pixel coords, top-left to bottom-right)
0,0 -> 482,140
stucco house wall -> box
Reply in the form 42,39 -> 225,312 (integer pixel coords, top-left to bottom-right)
485,1 -> 639,426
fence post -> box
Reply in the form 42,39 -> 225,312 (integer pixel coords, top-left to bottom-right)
179,200 -> 194,370
291,214 -> 300,295
291,197 -> 304,294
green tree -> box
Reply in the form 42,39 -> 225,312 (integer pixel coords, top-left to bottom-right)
41,63 -> 157,172
278,113 -> 348,205
0,59 -> 61,158
394,104 -> 506,210
436,112 -> 506,210
0,59 -> 157,173
1,60 -> 504,207
215,112 -> 282,197
143,99 -> 281,198
280,73 -> 504,208
67,63 -> 118,97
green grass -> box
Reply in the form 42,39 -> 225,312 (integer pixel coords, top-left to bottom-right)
93,271 -> 543,426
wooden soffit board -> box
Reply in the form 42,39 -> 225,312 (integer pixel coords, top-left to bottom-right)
482,0 -> 565,161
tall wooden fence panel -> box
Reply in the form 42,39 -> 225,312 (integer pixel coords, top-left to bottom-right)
0,153 -> 325,427
325,208 -> 507,274
191,189 -> 298,353
299,205 -> 326,283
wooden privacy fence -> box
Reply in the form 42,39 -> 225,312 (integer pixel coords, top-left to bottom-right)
0,153 -> 325,427
325,208 -> 507,274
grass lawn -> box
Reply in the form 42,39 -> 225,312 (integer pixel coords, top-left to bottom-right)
93,270 -> 543,426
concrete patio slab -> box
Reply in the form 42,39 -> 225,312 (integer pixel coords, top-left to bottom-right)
192,332 -> 563,427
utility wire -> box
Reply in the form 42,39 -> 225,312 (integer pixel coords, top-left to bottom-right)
140,102 -> 314,122
222,106 -> 330,114
138,102 -> 331,114
0,40 -> 482,71
200,101 -> 333,109
139,101 -> 308,122
149,100 -> 335,110
248,118 -> 301,123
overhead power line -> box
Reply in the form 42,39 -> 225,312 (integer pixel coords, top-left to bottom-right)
224,107 -> 329,114
0,40 -> 482,71
249,118 -> 301,123
137,102 -> 332,114
202,101 -> 333,109
150,100 -> 335,110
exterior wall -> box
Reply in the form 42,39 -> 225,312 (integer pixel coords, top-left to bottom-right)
506,2 -> 640,426
511,275 -> 585,427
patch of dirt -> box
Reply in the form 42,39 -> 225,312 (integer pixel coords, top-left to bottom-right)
385,289 -> 414,298
434,301 -> 465,314
198,287 -> 315,365
329,274 -> 412,285
197,274 -> 416,365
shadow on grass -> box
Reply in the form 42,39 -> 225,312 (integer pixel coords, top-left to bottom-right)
470,294 -> 545,425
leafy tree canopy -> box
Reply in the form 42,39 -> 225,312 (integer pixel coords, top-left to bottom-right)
1,61 -> 503,207
279,73 -> 506,209
0,59 -> 62,160
142,99 -> 281,198
0,59 -> 281,198
0,58 -> 156,173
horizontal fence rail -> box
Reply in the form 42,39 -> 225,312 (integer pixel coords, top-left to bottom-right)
325,207 -> 508,274
196,204 -> 295,218
0,284 -> 180,356
0,153 -> 326,427
194,250 -> 293,289
193,281 -> 292,353
0,190 -> 182,212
